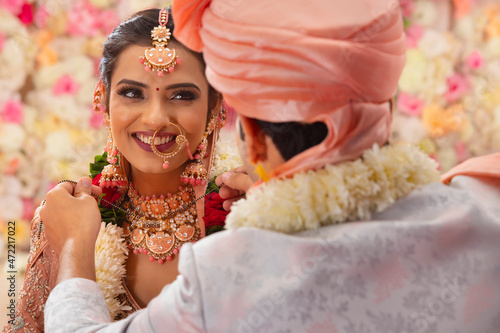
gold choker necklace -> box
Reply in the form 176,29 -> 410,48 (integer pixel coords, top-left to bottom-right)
122,182 -> 201,264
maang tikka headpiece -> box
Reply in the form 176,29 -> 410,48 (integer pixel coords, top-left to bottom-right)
139,8 -> 181,76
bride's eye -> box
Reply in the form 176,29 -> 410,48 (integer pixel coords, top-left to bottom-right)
171,89 -> 199,101
117,86 -> 144,99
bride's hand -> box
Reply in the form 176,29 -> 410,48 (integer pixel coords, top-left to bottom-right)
39,177 -> 103,256
215,166 -> 253,211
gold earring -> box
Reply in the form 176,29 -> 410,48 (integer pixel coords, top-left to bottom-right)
254,162 -> 269,182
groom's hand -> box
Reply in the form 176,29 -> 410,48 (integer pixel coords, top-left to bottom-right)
216,166 -> 253,211
40,177 -> 102,283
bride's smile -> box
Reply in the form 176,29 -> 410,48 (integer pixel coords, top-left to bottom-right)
108,44 -> 210,176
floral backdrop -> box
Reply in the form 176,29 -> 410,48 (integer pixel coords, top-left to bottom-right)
0,0 -> 173,253
0,1 -> 171,323
393,0 -> 500,171
0,0 -> 499,297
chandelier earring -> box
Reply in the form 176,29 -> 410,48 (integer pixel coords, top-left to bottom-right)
92,79 -> 127,194
150,123 -> 187,169
103,115 -> 119,165
93,78 -> 118,165
181,102 -> 228,186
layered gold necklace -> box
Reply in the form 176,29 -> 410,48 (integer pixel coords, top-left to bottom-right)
122,182 -> 201,264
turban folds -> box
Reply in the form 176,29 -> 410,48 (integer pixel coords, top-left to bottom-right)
173,0 -> 406,178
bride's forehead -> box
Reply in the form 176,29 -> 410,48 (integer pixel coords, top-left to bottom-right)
111,44 -> 209,87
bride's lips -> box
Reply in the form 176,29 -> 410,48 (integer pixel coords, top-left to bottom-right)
132,131 -> 178,153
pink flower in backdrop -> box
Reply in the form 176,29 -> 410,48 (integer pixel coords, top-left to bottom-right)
90,112 -> 104,129
0,33 -> 6,52
47,182 -> 57,192
65,2 -> 119,36
397,92 -> 425,116
53,74 -> 80,96
405,25 -> 424,48
454,0 -> 475,19
455,141 -> 468,162
1,100 -> 24,124
66,2 -> 100,37
18,3 -> 34,25
444,74 -> 470,103
0,0 -> 24,15
399,0 -> 415,18
466,51 -> 484,69
22,198 -> 35,221
96,10 -> 120,35
34,5 -> 50,29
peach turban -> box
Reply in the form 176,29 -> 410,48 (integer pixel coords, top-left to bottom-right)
173,0 -> 406,178
442,153 -> 500,184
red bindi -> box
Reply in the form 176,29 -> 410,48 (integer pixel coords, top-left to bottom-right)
156,88 -> 159,91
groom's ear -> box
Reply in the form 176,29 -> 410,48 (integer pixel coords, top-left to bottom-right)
239,116 -> 269,164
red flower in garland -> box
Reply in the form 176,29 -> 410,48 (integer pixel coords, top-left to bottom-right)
92,173 -> 122,208
203,192 -> 229,232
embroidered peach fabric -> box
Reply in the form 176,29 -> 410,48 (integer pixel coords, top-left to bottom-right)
0,208 -> 140,333
172,0 -> 406,178
2,208 -> 58,333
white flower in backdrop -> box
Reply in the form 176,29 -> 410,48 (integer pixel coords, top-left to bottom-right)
0,123 -> 26,153
0,9 -> 36,92
88,0 -> 115,10
44,130 -> 74,162
391,113 -> 427,145
398,49 -> 428,94
418,30 -> 450,59
410,0 -> 438,27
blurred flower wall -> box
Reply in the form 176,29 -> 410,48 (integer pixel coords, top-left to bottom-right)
392,0 -> 500,171
0,0 -> 500,251
0,0 -> 171,253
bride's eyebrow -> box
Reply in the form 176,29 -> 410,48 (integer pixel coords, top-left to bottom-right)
164,83 -> 201,92
116,79 -> 148,88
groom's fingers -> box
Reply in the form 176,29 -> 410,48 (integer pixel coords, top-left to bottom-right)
73,177 -> 93,199
218,173 -> 253,198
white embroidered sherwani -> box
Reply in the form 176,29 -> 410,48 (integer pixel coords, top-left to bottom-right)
44,172 -> 500,332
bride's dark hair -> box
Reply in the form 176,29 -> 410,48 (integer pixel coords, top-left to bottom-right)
99,7 -> 220,112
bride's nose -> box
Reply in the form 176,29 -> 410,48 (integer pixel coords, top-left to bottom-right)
140,100 -> 170,129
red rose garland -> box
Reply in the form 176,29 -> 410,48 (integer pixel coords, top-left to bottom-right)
203,192 -> 229,235
91,173 -> 123,208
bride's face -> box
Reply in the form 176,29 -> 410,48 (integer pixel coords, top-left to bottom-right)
108,43 -> 210,174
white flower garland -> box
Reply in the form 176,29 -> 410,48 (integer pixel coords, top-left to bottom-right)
226,144 -> 440,233
94,222 -> 131,319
